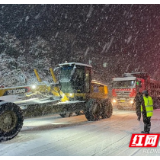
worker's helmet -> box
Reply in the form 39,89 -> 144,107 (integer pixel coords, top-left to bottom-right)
142,90 -> 148,96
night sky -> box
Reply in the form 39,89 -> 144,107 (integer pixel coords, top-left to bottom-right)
1,4 -> 160,83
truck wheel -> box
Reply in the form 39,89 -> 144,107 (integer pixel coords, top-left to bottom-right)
101,99 -> 113,119
84,99 -> 100,121
59,112 -> 73,118
75,111 -> 84,116
0,102 -> 23,142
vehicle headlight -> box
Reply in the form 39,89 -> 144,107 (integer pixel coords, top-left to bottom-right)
130,100 -> 134,104
31,85 -> 36,89
69,93 -> 73,96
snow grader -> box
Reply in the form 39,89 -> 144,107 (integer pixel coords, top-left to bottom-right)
0,62 -> 113,142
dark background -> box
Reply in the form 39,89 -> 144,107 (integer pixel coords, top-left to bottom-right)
1,4 -> 160,84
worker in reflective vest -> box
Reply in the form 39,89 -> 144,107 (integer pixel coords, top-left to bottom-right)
140,90 -> 153,133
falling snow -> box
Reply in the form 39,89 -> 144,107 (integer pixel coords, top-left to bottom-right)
0,4 -> 160,85
1,5 -> 160,155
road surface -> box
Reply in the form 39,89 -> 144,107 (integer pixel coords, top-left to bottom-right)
1,108 -> 160,156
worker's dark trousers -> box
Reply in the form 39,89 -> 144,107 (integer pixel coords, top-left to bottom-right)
142,111 -> 151,133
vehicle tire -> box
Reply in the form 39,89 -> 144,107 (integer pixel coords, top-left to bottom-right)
84,99 -> 101,121
0,102 -> 23,142
101,99 -> 113,119
75,111 -> 84,116
59,112 -> 73,118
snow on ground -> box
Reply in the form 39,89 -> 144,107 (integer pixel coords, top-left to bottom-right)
0,108 -> 160,156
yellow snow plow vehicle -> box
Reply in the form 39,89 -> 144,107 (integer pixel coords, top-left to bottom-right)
0,62 -> 113,142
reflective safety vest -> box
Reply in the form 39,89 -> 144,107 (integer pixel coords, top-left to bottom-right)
141,96 -> 153,117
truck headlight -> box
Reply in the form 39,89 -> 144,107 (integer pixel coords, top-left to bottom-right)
130,100 -> 134,104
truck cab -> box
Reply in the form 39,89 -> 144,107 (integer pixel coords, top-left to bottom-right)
112,72 -> 146,110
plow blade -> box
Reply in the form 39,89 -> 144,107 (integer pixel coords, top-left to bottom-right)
15,99 -> 85,118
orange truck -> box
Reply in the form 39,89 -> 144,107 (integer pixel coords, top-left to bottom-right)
112,72 -> 160,110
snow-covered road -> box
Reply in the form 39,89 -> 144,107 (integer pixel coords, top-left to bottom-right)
1,108 -> 160,156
